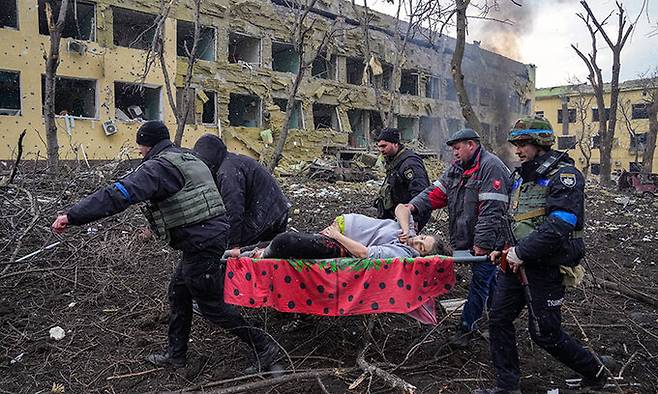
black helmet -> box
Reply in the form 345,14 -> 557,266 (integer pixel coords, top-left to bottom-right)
446,128 -> 480,146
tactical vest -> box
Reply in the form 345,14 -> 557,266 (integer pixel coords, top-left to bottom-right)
143,151 -> 225,241
378,147 -> 409,211
510,162 -> 583,240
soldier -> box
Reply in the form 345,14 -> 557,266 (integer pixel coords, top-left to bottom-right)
51,121 -> 278,371
477,117 -> 616,394
405,128 -> 510,347
374,128 -> 431,230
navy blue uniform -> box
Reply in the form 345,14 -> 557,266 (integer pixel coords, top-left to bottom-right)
193,135 -> 291,248
66,140 -> 271,360
489,151 -> 601,391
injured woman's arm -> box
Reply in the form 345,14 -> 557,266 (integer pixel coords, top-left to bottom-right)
320,221 -> 368,258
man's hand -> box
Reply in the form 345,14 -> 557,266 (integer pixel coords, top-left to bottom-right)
489,250 -> 502,264
52,214 -> 69,234
398,229 -> 410,244
506,247 -> 523,273
473,245 -> 489,256
320,222 -> 342,240
227,247 -> 241,258
403,203 -> 416,213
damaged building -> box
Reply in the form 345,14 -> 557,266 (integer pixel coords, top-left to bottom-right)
0,0 -> 534,162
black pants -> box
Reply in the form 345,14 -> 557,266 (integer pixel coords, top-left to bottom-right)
262,232 -> 345,259
489,267 -> 601,390
242,212 -> 289,247
167,250 -> 269,359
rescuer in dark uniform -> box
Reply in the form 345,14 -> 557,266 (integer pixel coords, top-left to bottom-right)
51,121 -> 278,371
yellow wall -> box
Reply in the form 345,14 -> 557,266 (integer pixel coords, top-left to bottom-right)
535,87 -> 657,173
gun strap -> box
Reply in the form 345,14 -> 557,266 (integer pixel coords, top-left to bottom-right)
513,208 -> 546,221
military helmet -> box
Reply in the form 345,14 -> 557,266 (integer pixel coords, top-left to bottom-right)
446,128 -> 481,146
508,116 -> 555,147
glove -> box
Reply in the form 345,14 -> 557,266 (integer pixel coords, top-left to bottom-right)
506,247 -> 523,265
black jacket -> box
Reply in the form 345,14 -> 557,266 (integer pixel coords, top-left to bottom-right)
193,135 -> 291,247
411,147 -> 511,251
379,146 -> 431,229
513,151 -> 586,268
66,140 -> 229,255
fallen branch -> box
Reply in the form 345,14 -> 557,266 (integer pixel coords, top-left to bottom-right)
106,367 -> 163,380
356,344 -> 417,394
6,129 -> 26,185
601,279 -> 658,307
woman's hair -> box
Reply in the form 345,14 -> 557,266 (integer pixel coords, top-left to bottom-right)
425,235 -> 452,256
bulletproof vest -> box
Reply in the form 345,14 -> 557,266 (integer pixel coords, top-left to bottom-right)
378,147 -> 409,210
510,162 -> 583,240
143,151 -> 225,241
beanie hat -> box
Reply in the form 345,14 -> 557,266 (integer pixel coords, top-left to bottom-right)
136,121 -> 170,147
375,128 -> 400,144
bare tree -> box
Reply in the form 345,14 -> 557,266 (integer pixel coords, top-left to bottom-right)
619,97 -> 642,167
571,1 -> 637,186
43,0 -> 71,171
568,81 -> 596,178
640,69 -> 658,172
141,0 -> 202,147
267,0 -> 343,172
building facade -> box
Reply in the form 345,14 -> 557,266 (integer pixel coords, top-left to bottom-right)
0,0 -> 534,162
535,79 -> 657,174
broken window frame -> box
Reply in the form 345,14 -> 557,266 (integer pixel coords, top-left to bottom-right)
479,87 -> 493,107
425,76 -> 440,100
114,81 -> 162,121
41,75 -> 98,119
228,32 -> 261,66
176,20 -> 216,61
311,52 -> 336,80
228,93 -> 262,128
397,116 -> 418,141
273,98 -> 304,129
0,0 -> 19,30
419,117 -> 440,147
271,41 -> 299,74
444,78 -> 457,101
347,109 -> 366,148
201,90 -> 217,125
112,7 -> 157,51
0,70 -> 21,116
369,63 -> 392,91
369,111 -> 383,136
38,0 -> 96,41
346,57 -> 365,86
312,103 -> 340,131
399,70 -> 419,96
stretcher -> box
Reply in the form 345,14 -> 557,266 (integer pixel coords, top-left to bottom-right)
224,254 -> 488,324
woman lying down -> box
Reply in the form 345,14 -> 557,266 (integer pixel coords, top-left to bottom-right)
249,205 -> 451,260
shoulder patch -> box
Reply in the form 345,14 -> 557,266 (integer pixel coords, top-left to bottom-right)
559,173 -> 577,188
492,179 -> 502,190
404,168 -> 414,180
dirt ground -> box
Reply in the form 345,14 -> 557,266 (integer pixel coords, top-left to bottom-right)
1,164 -> 657,394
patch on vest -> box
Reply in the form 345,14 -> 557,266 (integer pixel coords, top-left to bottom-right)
559,173 -> 576,188
493,179 -> 502,190
404,168 -> 414,180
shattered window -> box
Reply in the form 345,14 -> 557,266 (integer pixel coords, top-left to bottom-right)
419,117 -> 441,147
0,0 -> 18,29
0,70 -> 21,115
557,108 -> 576,123
273,98 -> 303,129
400,70 -> 418,96
346,57 -> 364,85
272,42 -> 299,74
38,0 -> 95,41
347,109 -> 365,148
479,87 -> 493,107
397,116 -> 417,140
631,103 -> 649,119
313,103 -> 339,130
228,32 -> 260,65
444,78 -> 457,101
112,7 -> 157,50
229,93 -> 261,127
369,111 -> 383,134
425,77 -> 440,99
201,91 -> 216,125
591,107 -> 610,122
176,20 -> 215,61
370,63 -> 392,90
41,75 -> 97,118
311,53 -> 336,80
114,82 -> 161,121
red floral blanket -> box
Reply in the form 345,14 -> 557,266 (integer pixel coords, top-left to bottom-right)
224,255 -> 455,319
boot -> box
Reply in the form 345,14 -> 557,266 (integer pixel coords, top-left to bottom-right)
580,356 -> 620,389
245,341 -> 280,374
145,352 -> 186,368
473,387 -> 522,394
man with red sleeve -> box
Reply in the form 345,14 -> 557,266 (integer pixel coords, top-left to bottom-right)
405,128 -> 510,347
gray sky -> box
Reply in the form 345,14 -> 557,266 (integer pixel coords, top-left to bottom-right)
359,0 -> 657,88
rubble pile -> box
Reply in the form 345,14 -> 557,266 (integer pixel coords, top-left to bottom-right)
0,164 -> 656,393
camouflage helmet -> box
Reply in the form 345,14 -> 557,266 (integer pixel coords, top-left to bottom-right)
508,116 -> 555,147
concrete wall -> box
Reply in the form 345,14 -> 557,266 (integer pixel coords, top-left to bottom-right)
0,0 -> 534,162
